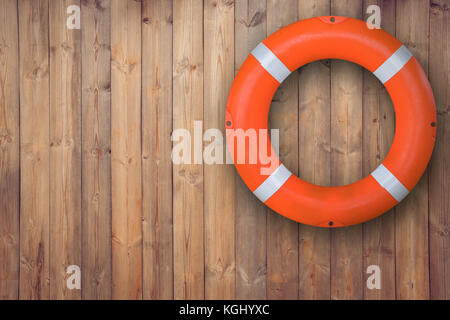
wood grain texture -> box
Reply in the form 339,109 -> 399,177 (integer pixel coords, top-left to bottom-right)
142,0 -> 174,300
330,0 -> 364,300
110,0 -> 142,300
173,0 -> 204,300
362,0 -> 396,300
297,0 -> 331,300
18,0 -> 50,300
428,0 -> 450,300
49,0 -> 82,300
234,0 -> 267,300
81,0 -> 112,300
204,0 -> 236,300
0,0 -> 447,301
0,0 -> 20,300
395,0 -> 430,300
266,0 -> 299,300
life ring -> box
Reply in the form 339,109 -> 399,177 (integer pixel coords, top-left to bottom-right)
225,16 -> 436,227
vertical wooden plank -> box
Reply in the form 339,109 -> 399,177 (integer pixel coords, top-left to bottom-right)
81,0 -> 112,300
18,0 -> 50,300
297,0 -> 331,300
362,0 -> 396,300
111,0 -> 142,300
330,0 -> 364,300
0,0 -> 20,300
429,0 -> 449,300
49,0 -> 82,300
395,0 -> 430,300
204,0 -> 235,300
266,0 -> 299,300
142,0 -> 174,300
234,0 -> 267,300
173,0 -> 204,299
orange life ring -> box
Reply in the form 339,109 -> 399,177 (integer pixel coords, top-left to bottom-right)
226,16 -> 436,227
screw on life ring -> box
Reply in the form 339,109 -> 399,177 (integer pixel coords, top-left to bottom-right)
226,16 -> 436,227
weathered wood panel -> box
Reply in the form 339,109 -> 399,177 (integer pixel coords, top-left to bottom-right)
0,0 -> 20,300
81,0 -> 112,300
297,0 -> 331,300
266,0 -> 299,300
204,0 -> 236,300
173,0 -> 204,300
362,0 -> 396,300
395,0 -> 430,300
142,0 -> 174,300
330,0 -> 364,300
18,0 -> 50,300
429,0 -> 450,300
110,0 -> 142,300
234,0 -> 268,300
49,0 -> 82,300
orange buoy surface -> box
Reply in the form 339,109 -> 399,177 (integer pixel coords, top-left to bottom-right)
226,16 -> 436,227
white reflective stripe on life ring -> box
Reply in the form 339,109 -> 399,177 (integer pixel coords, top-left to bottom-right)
371,164 -> 409,202
251,42 -> 291,83
373,45 -> 413,84
253,164 -> 292,203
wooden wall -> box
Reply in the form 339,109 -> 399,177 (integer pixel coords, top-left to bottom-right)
0,0 -> 448,300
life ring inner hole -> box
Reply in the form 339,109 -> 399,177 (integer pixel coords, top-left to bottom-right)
267,59 -> 395,187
